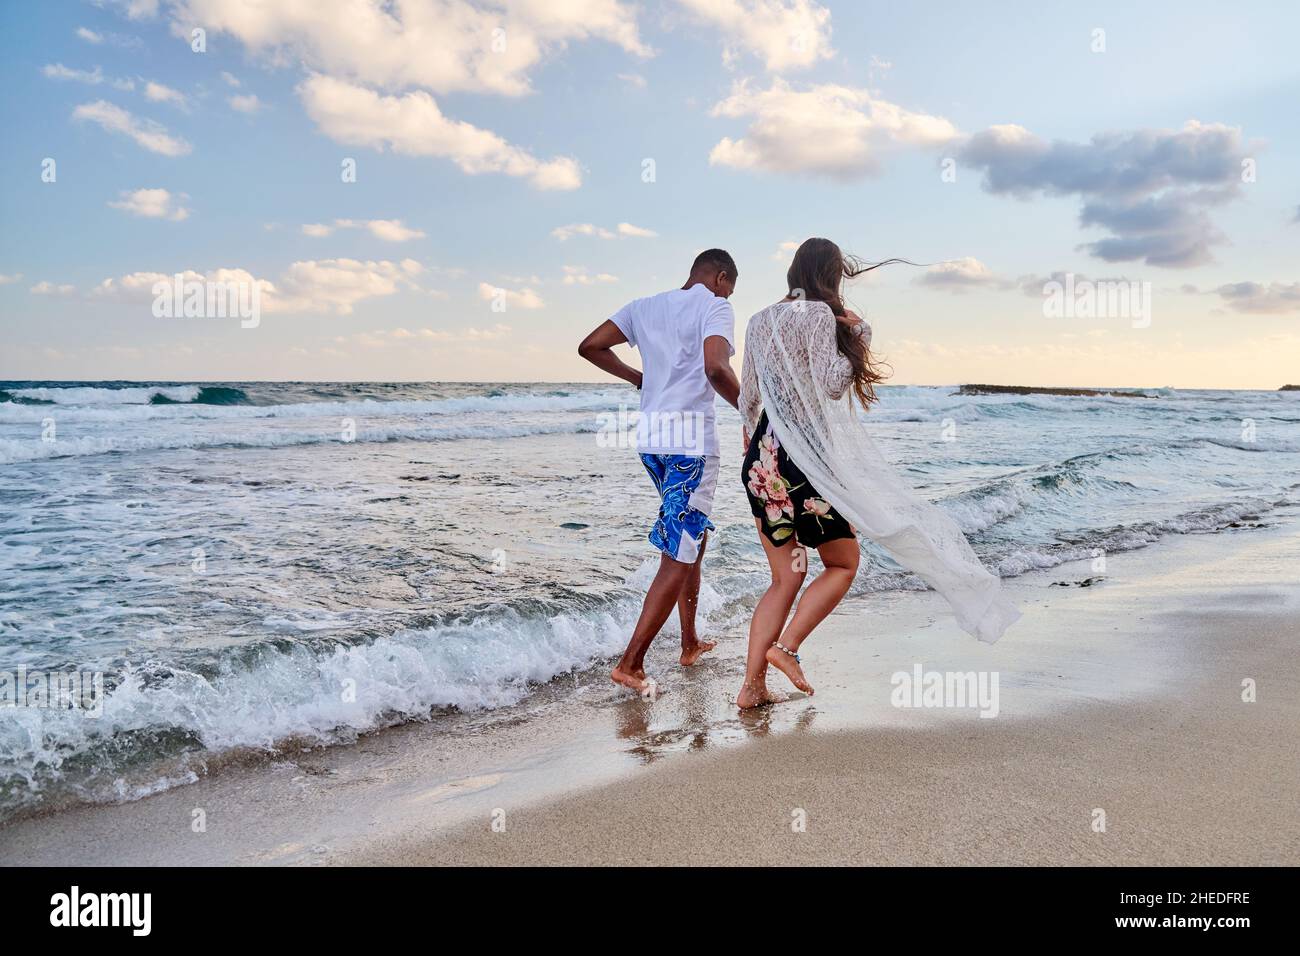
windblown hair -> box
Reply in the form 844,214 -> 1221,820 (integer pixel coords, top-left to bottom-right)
786,237 -> 911,408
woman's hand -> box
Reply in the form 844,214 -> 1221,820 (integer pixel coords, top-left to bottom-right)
837,310 -> 870,344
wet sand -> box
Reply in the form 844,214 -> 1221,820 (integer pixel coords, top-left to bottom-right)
2,522 -> 1297,866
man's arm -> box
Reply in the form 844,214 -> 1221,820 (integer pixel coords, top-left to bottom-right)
704,335 -> 740,409
578,320 -> 642,389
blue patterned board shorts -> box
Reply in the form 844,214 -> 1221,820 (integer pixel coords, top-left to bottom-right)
639,454 -> 719,564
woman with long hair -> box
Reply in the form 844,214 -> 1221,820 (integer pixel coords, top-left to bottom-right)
736,238 -> 1019,708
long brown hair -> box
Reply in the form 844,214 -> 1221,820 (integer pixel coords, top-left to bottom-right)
785,237 -> 905,408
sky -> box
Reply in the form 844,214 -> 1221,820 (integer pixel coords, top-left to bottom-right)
1,0 -> 1298,388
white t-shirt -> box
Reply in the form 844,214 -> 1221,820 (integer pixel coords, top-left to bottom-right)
610,284 -> 736,457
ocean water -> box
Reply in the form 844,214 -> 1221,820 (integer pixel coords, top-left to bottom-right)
2,380 -> 1298,819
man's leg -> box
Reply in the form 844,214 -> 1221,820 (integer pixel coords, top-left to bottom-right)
612,454 -> 715,693
611,554 -> 693,690
677,532 -> 716,665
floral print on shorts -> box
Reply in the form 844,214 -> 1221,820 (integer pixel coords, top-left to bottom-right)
741,411 -> 855,548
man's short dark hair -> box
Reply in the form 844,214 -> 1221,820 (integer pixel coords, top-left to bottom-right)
691,248 -> 737,278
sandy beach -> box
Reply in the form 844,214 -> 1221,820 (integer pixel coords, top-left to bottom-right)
3,517 -> 1296,867
352,522 -> 1300,867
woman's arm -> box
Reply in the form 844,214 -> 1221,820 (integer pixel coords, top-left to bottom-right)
811,308 -> 857,400
739,326 -> 762,435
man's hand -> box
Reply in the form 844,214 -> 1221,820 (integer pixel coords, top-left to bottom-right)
703,335 -> 740,410
578,320 -> 642,389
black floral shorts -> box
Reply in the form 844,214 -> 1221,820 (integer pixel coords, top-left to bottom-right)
742,411 -> 856,548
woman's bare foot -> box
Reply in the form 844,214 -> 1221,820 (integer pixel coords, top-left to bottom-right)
736,681 -> 787,709
765,645 -> 814,695
679,640 -> 716,666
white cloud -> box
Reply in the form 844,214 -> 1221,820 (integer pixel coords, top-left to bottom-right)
92,268 -> 269,304
562,266 -> 618,285
359,219 -> 426,242
108,187 -> 191,221
228,93 -> 263,113
160,1 -> 656,190
477,281 -> 544,309
552,223 -> 614,241
0,273 -> 23,285
553,221 -> 655,240
112,0 -> 161,19
302,219 -> 426,242
43,63 -> 105,84
271,258 -> 424,313
44,63 -> 136,90
93,258 -> 424,315
73,22 -> 143,48
914,257 -> 1013,292
709,79 -> 958,179
298,74 -> 580,190
771,239 -> 799,261
618,72 -> 646,88
678,0 -> 833,72
72,100 -> 192,156
144,80 -> 187,107
220,71 -> 241,87
166,0 -> 649,97
31,281 -> 77,296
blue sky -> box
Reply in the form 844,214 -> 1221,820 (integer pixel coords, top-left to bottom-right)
2,0 -> 1298,387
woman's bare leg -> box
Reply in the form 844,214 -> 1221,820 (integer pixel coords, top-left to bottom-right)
737,519 -> 806,708
765,536 -> 860,695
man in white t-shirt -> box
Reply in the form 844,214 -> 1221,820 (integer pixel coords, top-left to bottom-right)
578,249 -> 741,696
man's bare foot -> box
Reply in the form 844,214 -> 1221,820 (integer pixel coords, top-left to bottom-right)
679,640 -> 716,666
611,666 -> 649,693
612,666 -> 666,699
765,645 -> 814,695
736,682 -> 787,709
